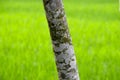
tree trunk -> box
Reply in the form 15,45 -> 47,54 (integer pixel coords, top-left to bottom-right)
43,0 -> 80,80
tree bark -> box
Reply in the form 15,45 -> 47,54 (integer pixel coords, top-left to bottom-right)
43,0 -> 80,80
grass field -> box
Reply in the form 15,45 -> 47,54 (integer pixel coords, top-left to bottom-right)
0,0 -> 120,80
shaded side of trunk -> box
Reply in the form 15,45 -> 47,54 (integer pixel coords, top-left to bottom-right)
43,0 -> 80,80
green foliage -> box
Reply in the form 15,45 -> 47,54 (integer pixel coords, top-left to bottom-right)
0,0 -> 120,80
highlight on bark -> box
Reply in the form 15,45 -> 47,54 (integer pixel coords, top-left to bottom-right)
43,0 -> 80,80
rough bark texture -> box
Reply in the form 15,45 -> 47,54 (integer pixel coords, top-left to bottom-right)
43,0 -> 80,80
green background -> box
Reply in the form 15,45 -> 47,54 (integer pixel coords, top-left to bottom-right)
0,0 -> 119,80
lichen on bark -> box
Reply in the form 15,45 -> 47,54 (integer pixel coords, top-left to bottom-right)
43,0 -> 80,80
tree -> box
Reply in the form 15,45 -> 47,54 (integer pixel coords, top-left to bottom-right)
43,0 -> 80,80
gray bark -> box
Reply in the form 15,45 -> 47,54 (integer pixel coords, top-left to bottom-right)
43,0 -> 80,80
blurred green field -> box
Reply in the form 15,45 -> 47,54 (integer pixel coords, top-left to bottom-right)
0,0 -> 120,80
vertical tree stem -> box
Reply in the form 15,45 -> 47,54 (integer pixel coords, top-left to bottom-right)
43,0 -> 80,80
